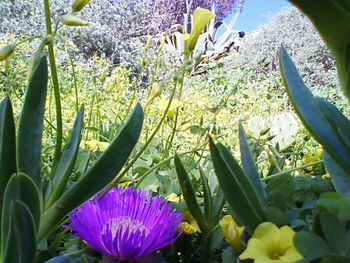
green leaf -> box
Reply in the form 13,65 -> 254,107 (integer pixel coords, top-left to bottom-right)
3,200 -> 36,263
239,123 -> 267,205
46,106 -> 84,208
324,152 -> 350,197
17,56 -> 48,190
199,166 -> 212,225
38,103 -> 143,241
209,137 -> 266,234
288,0 -> 350,99
44,256 -> 72,263
175,155 -> 208,232
0,97 -> 16,231
211,185 -> 225,223
1,173 -> 40,255
279,47 -> 350,174
294,231 -> 335,261
320,212 -> 348,256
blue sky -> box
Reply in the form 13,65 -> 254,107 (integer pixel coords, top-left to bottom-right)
225,0 -> 292,32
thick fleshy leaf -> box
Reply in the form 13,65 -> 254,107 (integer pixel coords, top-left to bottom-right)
2,200 -> 36,263
323,152 -> 350,197
0,97 -> 16,229
320,212 -> 348,256
199,166 -> 212,224
17,56 -> 48,190
280,47 -> 350,174
288,0 -> 350,99
38,103 -> 143,241
46,106 -> 84,208
1,173 -> 41,254
212,185 -> 225,223
209,137 -> 266,234
294,231 -> 335,261
239,123 -> 267,205
175,155 -> 208,232
44,256 -> 72,263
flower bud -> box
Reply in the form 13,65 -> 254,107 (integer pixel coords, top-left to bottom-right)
61,14 -> 88,27
28,50 -> 42,78
145,36 -> 153,51
0,44 -> 16,61
72,0 -> 91,13
219,215 -> 244,253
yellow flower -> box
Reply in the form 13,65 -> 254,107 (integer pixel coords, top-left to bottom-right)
157,99 -> 181,119
239,222 -> 303,263
166,193 -> 181,203
81,140 -> 109,151
184,8 -> 215,55
181,208 -> 201,234
219,215 -> 244,253
181,222 -> 196,234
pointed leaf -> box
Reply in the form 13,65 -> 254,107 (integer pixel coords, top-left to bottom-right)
212,185 -> 225,223
324,152 -> 350,197
1,173 -> 41,253
38,103 -> 143,241
175,155 -> 208,232
199,166 -> 212,224
320,212 -> 347,256
17,56 -> 48,190
46,106 -> 84,207
280,47 -> 350,174
239,123 -> 267,205
3,200 -> 36,263
0,97 -> 16,229
209,137 -> 266,234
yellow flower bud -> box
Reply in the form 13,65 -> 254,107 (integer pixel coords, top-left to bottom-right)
145,36 -> 153,50
0,44 -> 16,61
28,50 -> 42,78
181,222 -> 195,234
158,34 -> 167,50
219,215 -> 244,253
61,14 -> 89,27
184,8 -> 215,55
166,193 -> 180,203
72,0 -> 91,13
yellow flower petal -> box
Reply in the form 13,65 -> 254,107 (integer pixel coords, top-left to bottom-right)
185,8 -> 215,53
279,246 -> 304,263
239,238 -> 269,260
254,222 -> 280,247
255,255 -> 286,263
219,215 -> 244,253
278,226 -> 295,253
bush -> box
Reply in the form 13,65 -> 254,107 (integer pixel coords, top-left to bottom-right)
229,7 -> 337,89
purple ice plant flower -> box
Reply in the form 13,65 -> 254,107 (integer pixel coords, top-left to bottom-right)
68,187 -> 182,261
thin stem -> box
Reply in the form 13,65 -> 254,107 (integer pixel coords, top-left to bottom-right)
108,82 -> 178,187
262,160 -> 324,181
43,0 -> 63,169
135,147 -> 208,188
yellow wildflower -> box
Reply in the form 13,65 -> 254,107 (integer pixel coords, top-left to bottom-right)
219,215 -> 244,253
157,99 -> 181,119
181,222 -> 196,234
181,208 -> 201,234
166,193 -> 181,203
239,222 -> 303,263
184,8 -> 215,55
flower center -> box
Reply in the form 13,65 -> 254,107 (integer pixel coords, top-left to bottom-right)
101,216 -> 150,239
271,251 -> 280,260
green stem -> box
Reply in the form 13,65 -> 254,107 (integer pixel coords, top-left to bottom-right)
135,147 -> 208,188
43,0 -> 63,169
262,160 -> 324,181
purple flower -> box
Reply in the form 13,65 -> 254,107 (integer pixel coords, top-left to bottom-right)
68,187 -> 182,261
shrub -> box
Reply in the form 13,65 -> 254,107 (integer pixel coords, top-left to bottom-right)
229,7 -> 337,89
